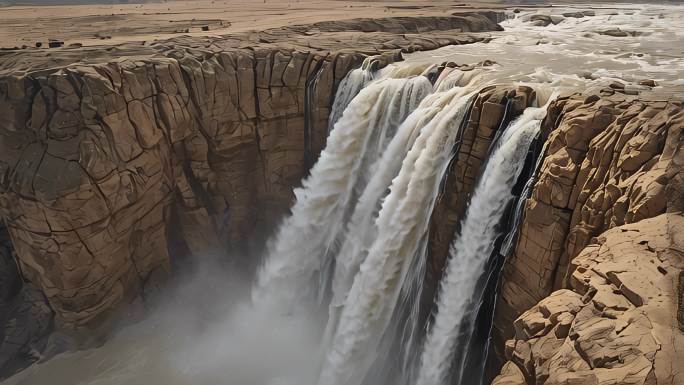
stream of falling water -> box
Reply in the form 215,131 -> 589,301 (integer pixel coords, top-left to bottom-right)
414,104 -> 549,385
253,73 -> 431,309
327,59 -> 377,131
323,71 -> 480,350
317,84 -> 479,385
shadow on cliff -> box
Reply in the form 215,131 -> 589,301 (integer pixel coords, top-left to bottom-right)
3,254 -> 322,385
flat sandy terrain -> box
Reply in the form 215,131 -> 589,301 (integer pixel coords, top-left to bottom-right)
0,0 -> 517,48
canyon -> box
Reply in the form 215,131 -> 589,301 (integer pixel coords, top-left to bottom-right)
0,2 -> 682,385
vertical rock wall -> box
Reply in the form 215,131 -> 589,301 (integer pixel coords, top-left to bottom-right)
0,223 -> 52,376
0,49 -> 360,328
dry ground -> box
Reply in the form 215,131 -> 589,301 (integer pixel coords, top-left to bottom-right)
0,0 -> 520,48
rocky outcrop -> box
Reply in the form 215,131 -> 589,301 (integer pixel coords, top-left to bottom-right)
0,14 -> 501,372
492,213 -> 684,385
598,28 -> 642,38
490,94 -> 684,381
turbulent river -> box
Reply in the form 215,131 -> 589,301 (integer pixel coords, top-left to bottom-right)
4,4 -> 683,385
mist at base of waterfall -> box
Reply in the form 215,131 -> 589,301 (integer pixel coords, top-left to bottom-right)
3,260 -> 323,385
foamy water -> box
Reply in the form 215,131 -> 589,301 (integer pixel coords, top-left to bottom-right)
405,4 -> 684,97
318,82 -> 480,385
253,75 -> 430,309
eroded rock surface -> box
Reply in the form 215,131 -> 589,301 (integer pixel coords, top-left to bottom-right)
492,213 -> 684,385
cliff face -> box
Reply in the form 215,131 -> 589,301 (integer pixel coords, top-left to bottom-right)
490,94 -> 684,384
0,13 -> 501,374
401,86 -> 683,384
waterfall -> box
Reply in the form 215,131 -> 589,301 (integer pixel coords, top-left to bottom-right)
321,92 -> 432,349
317,75 -> 433,302
253,73 -> 431,308
317,84 -> 478,385
325,77 -> 468,318
258,54 -> 552,385
415,105 -> 549,385
327,59 -> 377,131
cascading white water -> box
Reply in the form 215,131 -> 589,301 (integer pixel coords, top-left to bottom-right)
317,75 -> 434,302
327,60 -> 376,131
317,84 -> 479,385
325,69 -> 478,322
414,105 -> 549,385
321,78 -> 433,346
253,74 -> 431,308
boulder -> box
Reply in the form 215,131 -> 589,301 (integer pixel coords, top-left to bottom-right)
599,28 -> 641,37
562,11 -> 585,18
639,79 -> 658,87
562,10 -> 595,18
527,14 -> 564,27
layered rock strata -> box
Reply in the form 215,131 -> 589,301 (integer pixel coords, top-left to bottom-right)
490,94 -> 684,383
0,13 -> 501,373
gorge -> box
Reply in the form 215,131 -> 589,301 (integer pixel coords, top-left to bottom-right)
0,2 -> 682,385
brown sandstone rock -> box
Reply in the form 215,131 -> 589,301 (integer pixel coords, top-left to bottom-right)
492,214 -> 684,385
490,95 -> 684,376
492,362 -> 527,385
